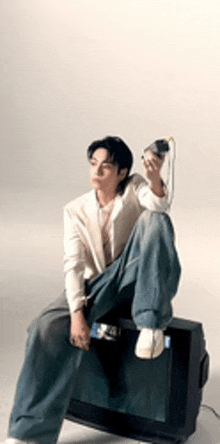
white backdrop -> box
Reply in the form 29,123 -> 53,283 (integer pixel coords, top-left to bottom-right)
1,1 -> 220,441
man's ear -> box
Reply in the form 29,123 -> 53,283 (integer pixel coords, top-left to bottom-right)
119,168 -> 128,181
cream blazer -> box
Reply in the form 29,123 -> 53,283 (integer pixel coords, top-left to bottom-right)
63,173 -> 168,313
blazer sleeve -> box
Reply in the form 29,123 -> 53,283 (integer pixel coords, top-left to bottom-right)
132,174 -> 169,212
63,206 -> 87,313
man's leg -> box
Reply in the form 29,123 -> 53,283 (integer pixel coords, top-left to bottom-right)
86,210 -> 181,330
6,212 -> 180,443
121,210 -> 181,329
7,293 -> 85,444
86,210 -> 180,359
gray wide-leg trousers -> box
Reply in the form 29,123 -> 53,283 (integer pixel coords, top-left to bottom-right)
8,210 -> 181,444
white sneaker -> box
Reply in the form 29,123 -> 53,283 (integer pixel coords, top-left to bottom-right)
135,328 -> 164,359
2,439 -> 39,444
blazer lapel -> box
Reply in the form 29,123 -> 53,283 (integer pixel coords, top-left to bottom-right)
111,194 -> 123,221
84,190 -> 106,272
111,194 -> 123,259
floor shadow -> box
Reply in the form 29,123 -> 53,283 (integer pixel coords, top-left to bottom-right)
59,432 -> 133,444
182,373 -> 220,444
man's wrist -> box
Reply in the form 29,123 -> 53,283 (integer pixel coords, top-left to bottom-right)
148,178 -> 165,197
71,307 -> 84,317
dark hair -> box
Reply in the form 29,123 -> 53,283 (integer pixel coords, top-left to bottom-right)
87,134 -> 133,173
87,136 -> 133,193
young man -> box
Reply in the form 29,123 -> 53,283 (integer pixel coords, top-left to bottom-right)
3,136 -> 181,444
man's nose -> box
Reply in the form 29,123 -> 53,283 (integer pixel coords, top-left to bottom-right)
95,164 -> 103,175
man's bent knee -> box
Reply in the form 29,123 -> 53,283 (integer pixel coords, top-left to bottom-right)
27,313 -> 70,350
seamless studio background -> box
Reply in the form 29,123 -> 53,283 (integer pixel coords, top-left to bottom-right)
1,1 -> 220,443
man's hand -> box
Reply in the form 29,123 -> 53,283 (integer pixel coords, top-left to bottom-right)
70,309 -> 90,351
142,150 -> 165,197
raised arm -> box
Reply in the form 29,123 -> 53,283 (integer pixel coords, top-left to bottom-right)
134,149 -> 168,211
142,149 -> 165,197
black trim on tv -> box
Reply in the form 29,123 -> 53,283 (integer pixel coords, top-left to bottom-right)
66,317 -> 209,444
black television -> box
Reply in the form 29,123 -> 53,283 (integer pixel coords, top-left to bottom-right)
66,316 -> 209,444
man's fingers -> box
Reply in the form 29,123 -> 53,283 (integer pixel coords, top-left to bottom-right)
80,340 -> 90,351
70,334 -> 90,351
143,150 -> 164,170
143,159 -> 157,172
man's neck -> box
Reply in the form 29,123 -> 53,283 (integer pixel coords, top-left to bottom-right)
96,190 -> 117,208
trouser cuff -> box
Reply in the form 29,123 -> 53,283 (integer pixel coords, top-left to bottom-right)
133,310 -> 158,329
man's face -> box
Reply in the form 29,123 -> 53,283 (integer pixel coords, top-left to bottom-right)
89,148 -> 126,195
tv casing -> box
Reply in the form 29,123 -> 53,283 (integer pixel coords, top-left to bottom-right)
66,316 -> 209,444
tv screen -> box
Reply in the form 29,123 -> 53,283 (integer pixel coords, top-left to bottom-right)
66,317 -> 209,444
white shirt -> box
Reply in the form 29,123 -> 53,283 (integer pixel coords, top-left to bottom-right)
63,173 -> 168,313
98,199 -> 115,267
